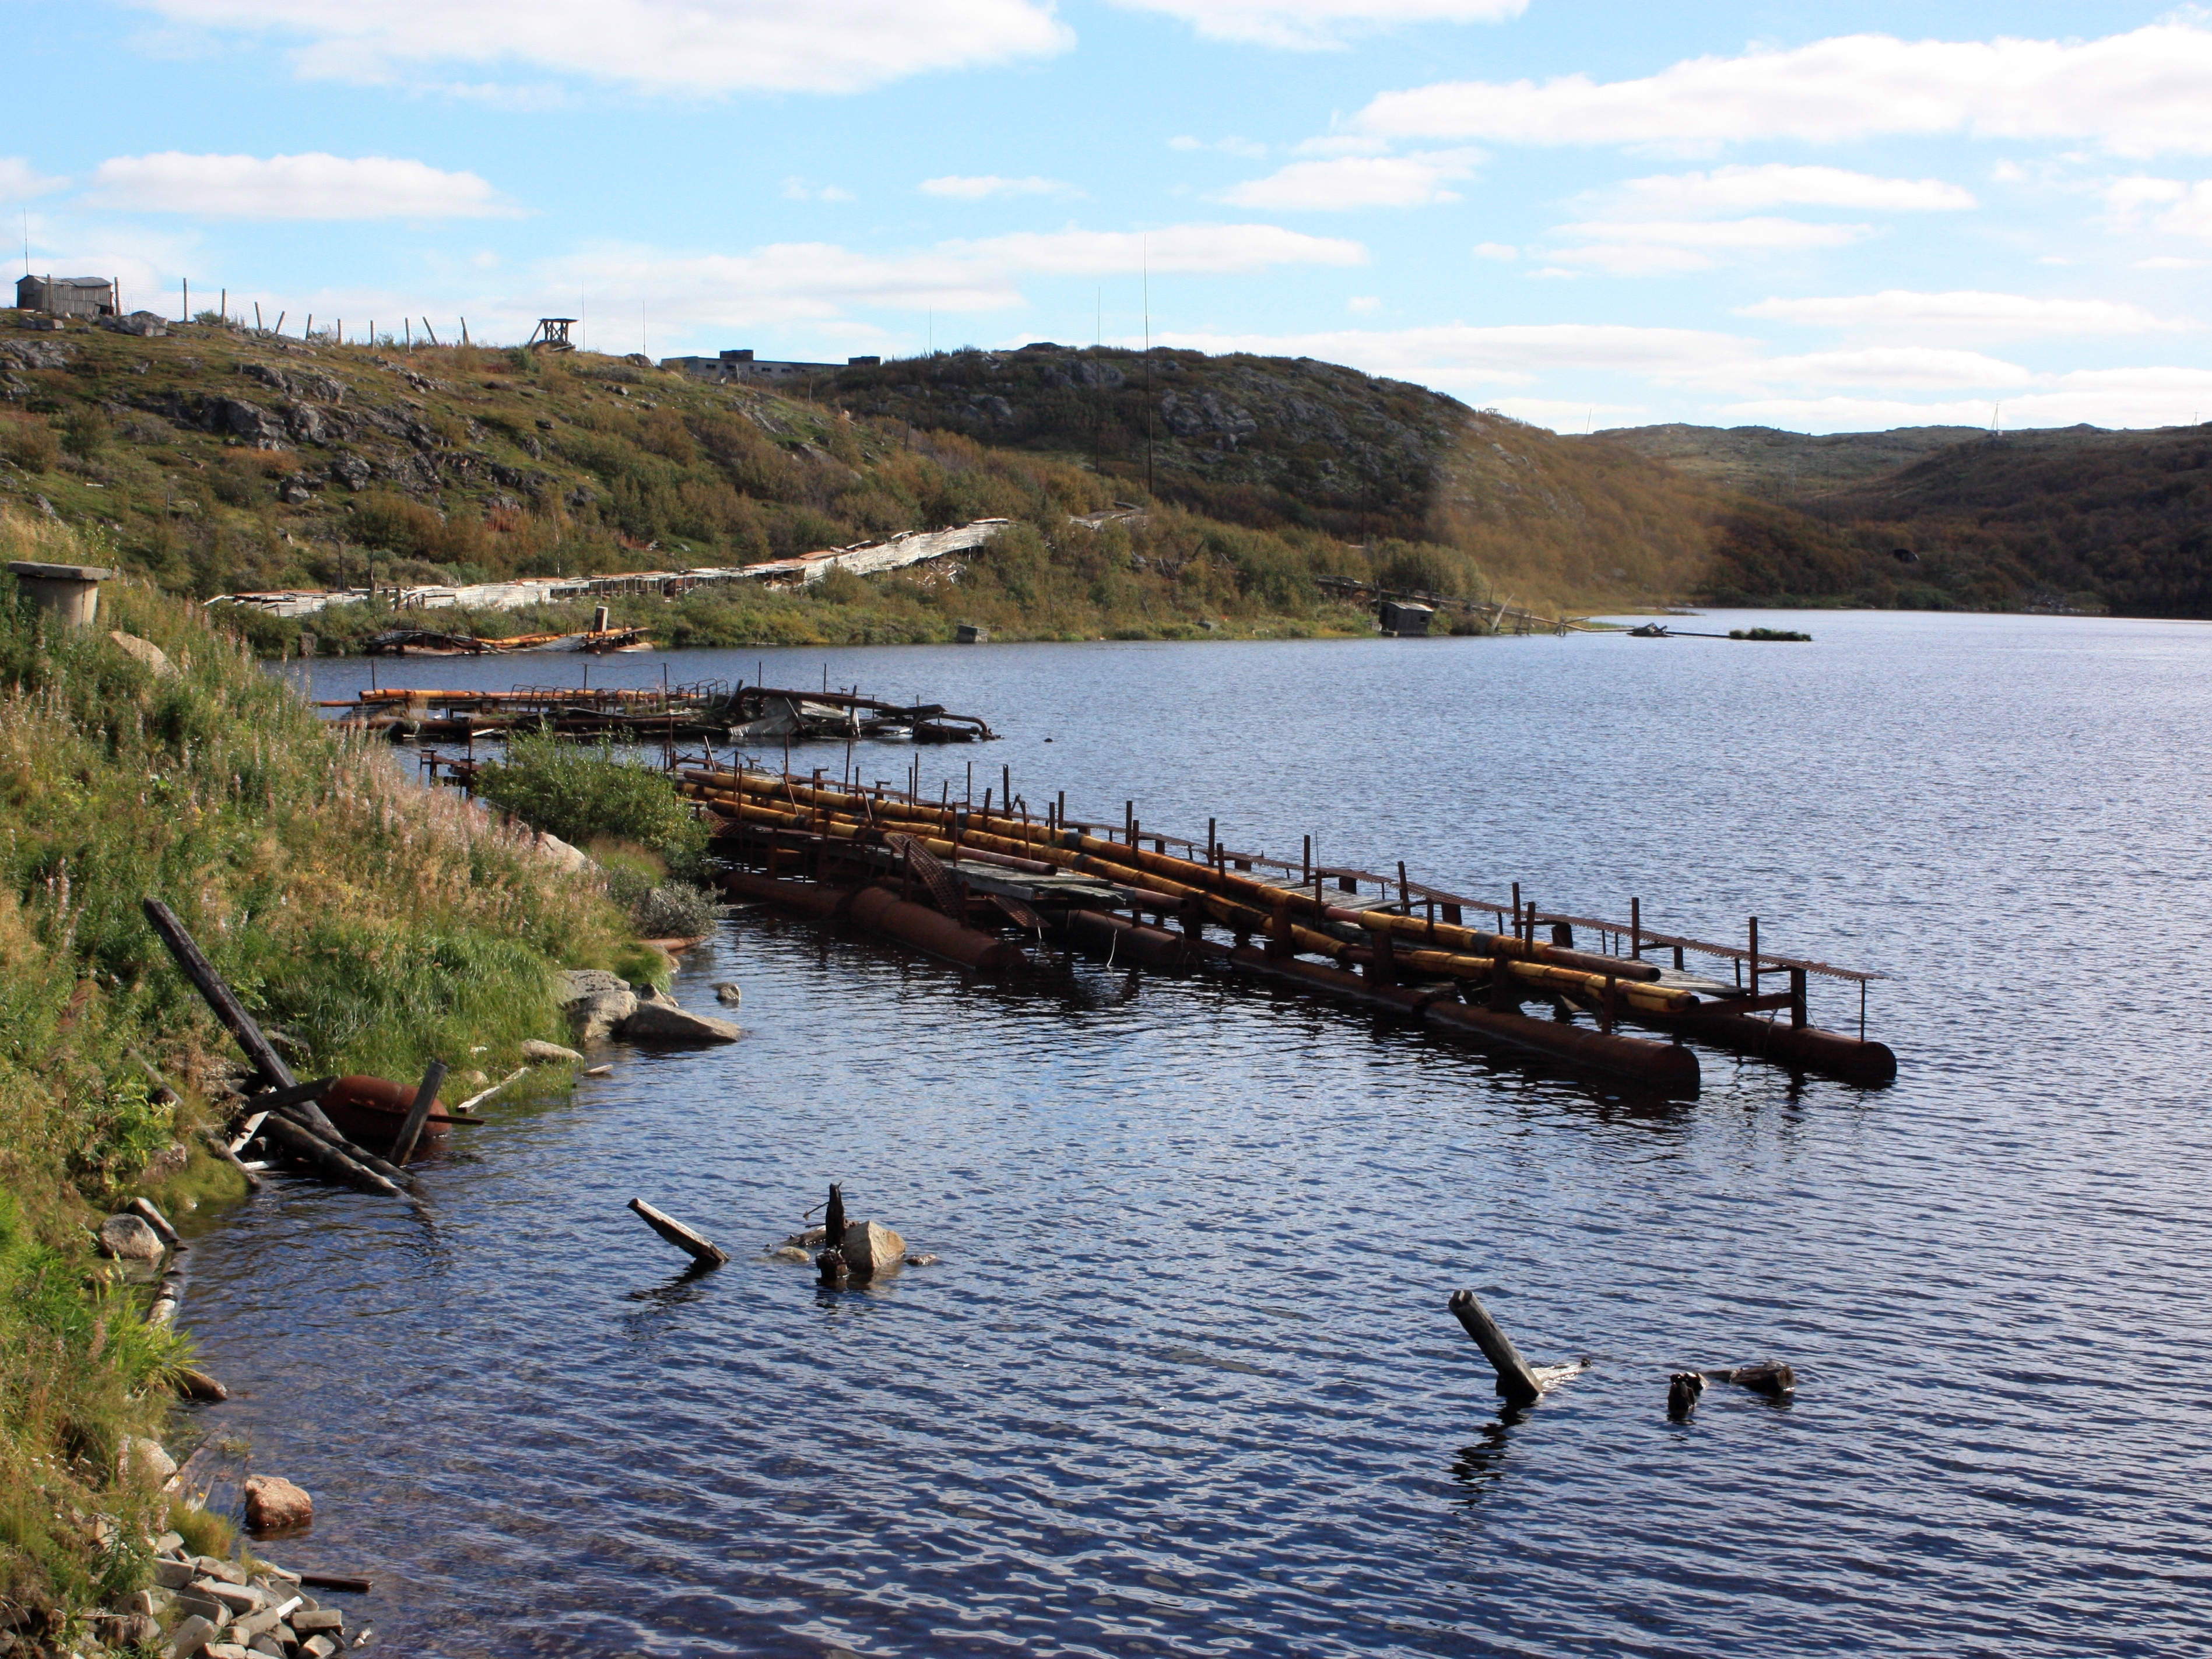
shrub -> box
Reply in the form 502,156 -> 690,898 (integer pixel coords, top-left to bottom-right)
475,736 -> 709,876
603,868 -> 719,939
58,409 -> 108,462
2,420 -> 59,474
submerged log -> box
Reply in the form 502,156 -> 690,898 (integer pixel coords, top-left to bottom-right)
1667,1372 -> 1705,1421
1705,1361 -> 1797,1397
1447,1289 -> 1544,1408
628,1198 -> 729,1267
255,1113 -> 403,1197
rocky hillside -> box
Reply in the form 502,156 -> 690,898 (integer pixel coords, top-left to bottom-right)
1593,419 -> 2212,616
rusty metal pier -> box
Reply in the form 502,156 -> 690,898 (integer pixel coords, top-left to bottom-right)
675,765 -> 1896,1094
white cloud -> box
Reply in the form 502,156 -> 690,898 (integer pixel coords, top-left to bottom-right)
2148,181 -> 2212,240
781,178 -> 855,202
1741,289 -> 2194,338
1147,322 -> 1757,393
1610,164 -> 1976,216
0,159 -> 68,203
543,223 -> 1367,335
1347,294 -> 1381,313
1170,135 -> 1270,158
1546,216 -> 1871,275
1472,241 -> 1518,261
1721,367 -> 2212,431
944,222 -> 1366,275
1356,24 -> 2212,157
1708,346 -> 2035,392
86,152 -> 515,219
1215,148 -> 1481,209
921,175 -> 1076,200
124,0 -> 1072,95
1112,0 -> 1525,51
2138,255 -> 2210,269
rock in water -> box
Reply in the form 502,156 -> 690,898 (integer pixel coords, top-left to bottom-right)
99,1212 -> 166,1262
841,1220 -> 907,1277
619,1001 -> 740,1045
559,969 -> 637,1046
521,1039 -> 584,1065
242,1474 -> 314,1534
713,982 -> 742,1007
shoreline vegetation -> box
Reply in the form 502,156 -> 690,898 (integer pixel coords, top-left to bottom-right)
0,509 -> 672,1646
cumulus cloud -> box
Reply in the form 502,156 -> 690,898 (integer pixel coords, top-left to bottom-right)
0,159 -> 68,203
921,175 -> 1076,200
2106,177 -> 2212,241
542,223 -> 1367,334
1545,217 -> 1871,276
1170,135 -> 1270,158
1214,148 -> 1482,209
1112,0 -> 1524,51
1147,322 -> 1758,392
87,152 -> 515,219
1610,164 -> 1976,216
1356,24 -> 2212,156
1721,367 -> 2212,431
1705,346 -> 2035,392
124,0 -> 1072,95
1472,241 -> 1519,261
1740,289 -> 2194,338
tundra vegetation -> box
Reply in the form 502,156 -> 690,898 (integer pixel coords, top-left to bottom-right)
0,511 -> 652,1631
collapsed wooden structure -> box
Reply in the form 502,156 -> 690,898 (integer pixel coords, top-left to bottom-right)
675,766 -> 1896,1095
326,681 -> 995,746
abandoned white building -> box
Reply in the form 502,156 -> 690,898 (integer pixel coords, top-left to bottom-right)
659,347 -> 882,385
15,275 -> 118,319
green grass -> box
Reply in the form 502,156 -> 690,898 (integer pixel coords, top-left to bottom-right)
0,509 -> 646,1623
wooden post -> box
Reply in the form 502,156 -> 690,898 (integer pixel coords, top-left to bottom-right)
143,898 -> 296,1091
1748,916 -> 1759,989
1447,1289 -> 1542,1408
1631,897 -> 1641,958
1302,834 -> 1311,883
1790,966 -> 1807,1028
388,1059 -> 448,1166
628,1198 -> 729,1268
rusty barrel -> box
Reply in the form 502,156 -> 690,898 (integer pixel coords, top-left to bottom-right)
847,885 -> 1026,971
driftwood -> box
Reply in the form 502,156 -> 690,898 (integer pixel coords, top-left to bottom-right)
143,898 -> 297,1092
130,1196 -> 183,1249
453,1068 -> 528,1113
198,1127 -> 263,1194
266,1102 -> 420,1193
255,1113 -> 403,1197
1447,1289 -> 1589,1408
388,1059 -> 448,1166
628,1198 -> 729,1267
1704,1362 -> 1796,1397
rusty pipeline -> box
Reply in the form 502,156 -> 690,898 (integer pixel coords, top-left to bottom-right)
1631,1009 -> 1897,1084
715,869 -> 852,917
1422,1000 -> 1702,1092
847,885 -> 1027,971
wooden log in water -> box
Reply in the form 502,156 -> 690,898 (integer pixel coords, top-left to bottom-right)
255,1112 -> 403,1197
628,1198 -> 729,1267
388,1060 -> 448,1166
1667,1372 -> 1704,1420
269,1102 -> 422,1192
1447,1290 -> 1544,1408
1705,1361 -> 1796,1396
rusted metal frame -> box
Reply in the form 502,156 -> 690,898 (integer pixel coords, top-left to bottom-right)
1535,911 -> 1882,983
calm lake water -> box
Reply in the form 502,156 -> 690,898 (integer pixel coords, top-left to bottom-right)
193,611 -> 2212,1657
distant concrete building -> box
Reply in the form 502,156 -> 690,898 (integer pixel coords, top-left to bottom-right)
660,347 -> 882,385
15,275 -> 117,319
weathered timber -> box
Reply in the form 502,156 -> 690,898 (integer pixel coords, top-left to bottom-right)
1705,1361 -> 1797,1397
269,1103 -> 422,1193
198,1127 -> 263,1193
1448,1289 -> 1544,1409
129,1197 -> 183,1249
1667,1372 -> 1705,1421
388,1059 -> 449,1166
255,1112 -> 403,1197
143,898 -> 297,1091
628,1198 -> 729,1267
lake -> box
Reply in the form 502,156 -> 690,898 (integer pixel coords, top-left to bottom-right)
196,610 -> 2212,1656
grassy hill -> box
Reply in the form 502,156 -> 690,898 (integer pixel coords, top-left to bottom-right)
1592,419 -> 2212,616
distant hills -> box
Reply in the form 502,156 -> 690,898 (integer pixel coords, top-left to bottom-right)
2,314 -> 2209,623
1591,420 -> 2212,616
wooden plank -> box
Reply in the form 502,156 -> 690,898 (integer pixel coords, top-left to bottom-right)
1447,1289 -> 1543,1408
388,1059 -> 448,1166
142,898 -> 296,1091
628,1198 -> 729,1267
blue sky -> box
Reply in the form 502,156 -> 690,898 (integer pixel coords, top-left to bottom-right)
8,0 -> 2211,433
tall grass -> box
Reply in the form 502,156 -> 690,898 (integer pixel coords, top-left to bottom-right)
0,511 -> 642,1621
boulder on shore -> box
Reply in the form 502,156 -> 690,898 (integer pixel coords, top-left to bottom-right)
119,1435 -> 177,1486
559,968 -> 637,1045
242,1474 -> 314,1534
521,1038 -> 584,1065
620,1000 -> 740,1045
99,1212 -> 166,1263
